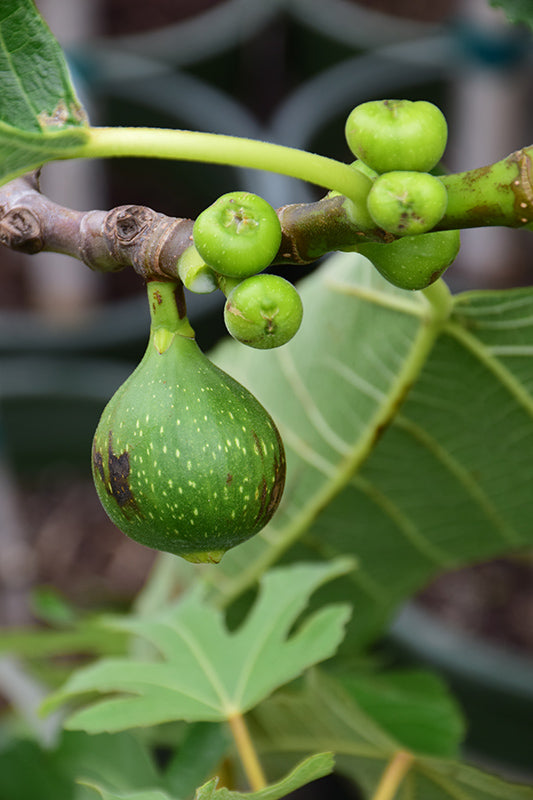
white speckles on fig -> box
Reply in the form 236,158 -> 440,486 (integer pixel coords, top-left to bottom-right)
92,281 -> 285,563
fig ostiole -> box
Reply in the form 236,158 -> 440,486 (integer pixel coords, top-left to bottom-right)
92,280 -> 286,563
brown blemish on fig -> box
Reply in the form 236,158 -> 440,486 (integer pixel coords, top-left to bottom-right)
226,300 -> 247,320
255,476 -> 270,520
268,446 -> 287,514
272,460 -> 285,500
94,431 -> 140,517
92,444 -> 106,484
428,267 -> 447,285
107,434 -> 133,506
152,289 -> 164,312
252,431 -> 262,456
226,473 -> 233,485
253,425 -> 286,527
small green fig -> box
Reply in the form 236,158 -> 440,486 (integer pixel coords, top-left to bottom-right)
357,229 -> 460,290
366,171 -> 448,235
224,274 -> 303,349
345,99 -> 448,174
92,281 -> 285,563
193,191 -> 282,279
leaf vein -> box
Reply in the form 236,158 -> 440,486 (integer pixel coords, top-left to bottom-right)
0,19 -> 40,125
277,346 -> 352,457
446,321 -> 533,419
351,473 -> 453,566
162,618 -> 232,713
279,424 -> 337,477
325,277 -> 426,318
394,413 -> 522,546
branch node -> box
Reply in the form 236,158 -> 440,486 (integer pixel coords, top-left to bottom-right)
509,149 -> 533,224
0,207 -> 43,253
110,205 -> 154,244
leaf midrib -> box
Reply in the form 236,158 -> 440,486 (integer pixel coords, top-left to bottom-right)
163,618 -> 233,713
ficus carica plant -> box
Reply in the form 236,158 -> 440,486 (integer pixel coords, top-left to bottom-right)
2,3 -> 533,800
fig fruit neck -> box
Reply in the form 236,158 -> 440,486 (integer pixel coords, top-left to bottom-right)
147,280 -> 195,353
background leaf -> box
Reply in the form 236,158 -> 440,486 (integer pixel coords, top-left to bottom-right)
163,722 -> 230,800
489,0 -> 533,30
0,618 -> 127,659
81,753 -> 334,800
196,753 -> 334,800
0,731 -> 163,800
0,0 -> 89,184
205,253 -> 533,650
337,670 -> 465,758
43,560 -> 352,732
80,786 -> 170,800
251,670 -> 533,800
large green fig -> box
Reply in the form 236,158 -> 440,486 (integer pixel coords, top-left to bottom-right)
92,280 -> 285,563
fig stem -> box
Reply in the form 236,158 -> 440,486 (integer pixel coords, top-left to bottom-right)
80,126 -> 372,209
421,277 -> 453,323
146,280 -> 195,341
439,148 -> 533,229
227,712 -> 267,791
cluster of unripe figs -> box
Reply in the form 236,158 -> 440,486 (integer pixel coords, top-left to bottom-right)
345,98 -> 460,290
92,99 -> 460,562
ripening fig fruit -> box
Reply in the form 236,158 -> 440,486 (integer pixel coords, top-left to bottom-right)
193,191 -> 282,279
366,171 -> 448,235
92,280 -> 285,563
224,274 -> 303,349
345,99 -> 448,174
357,229 -> 460,290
